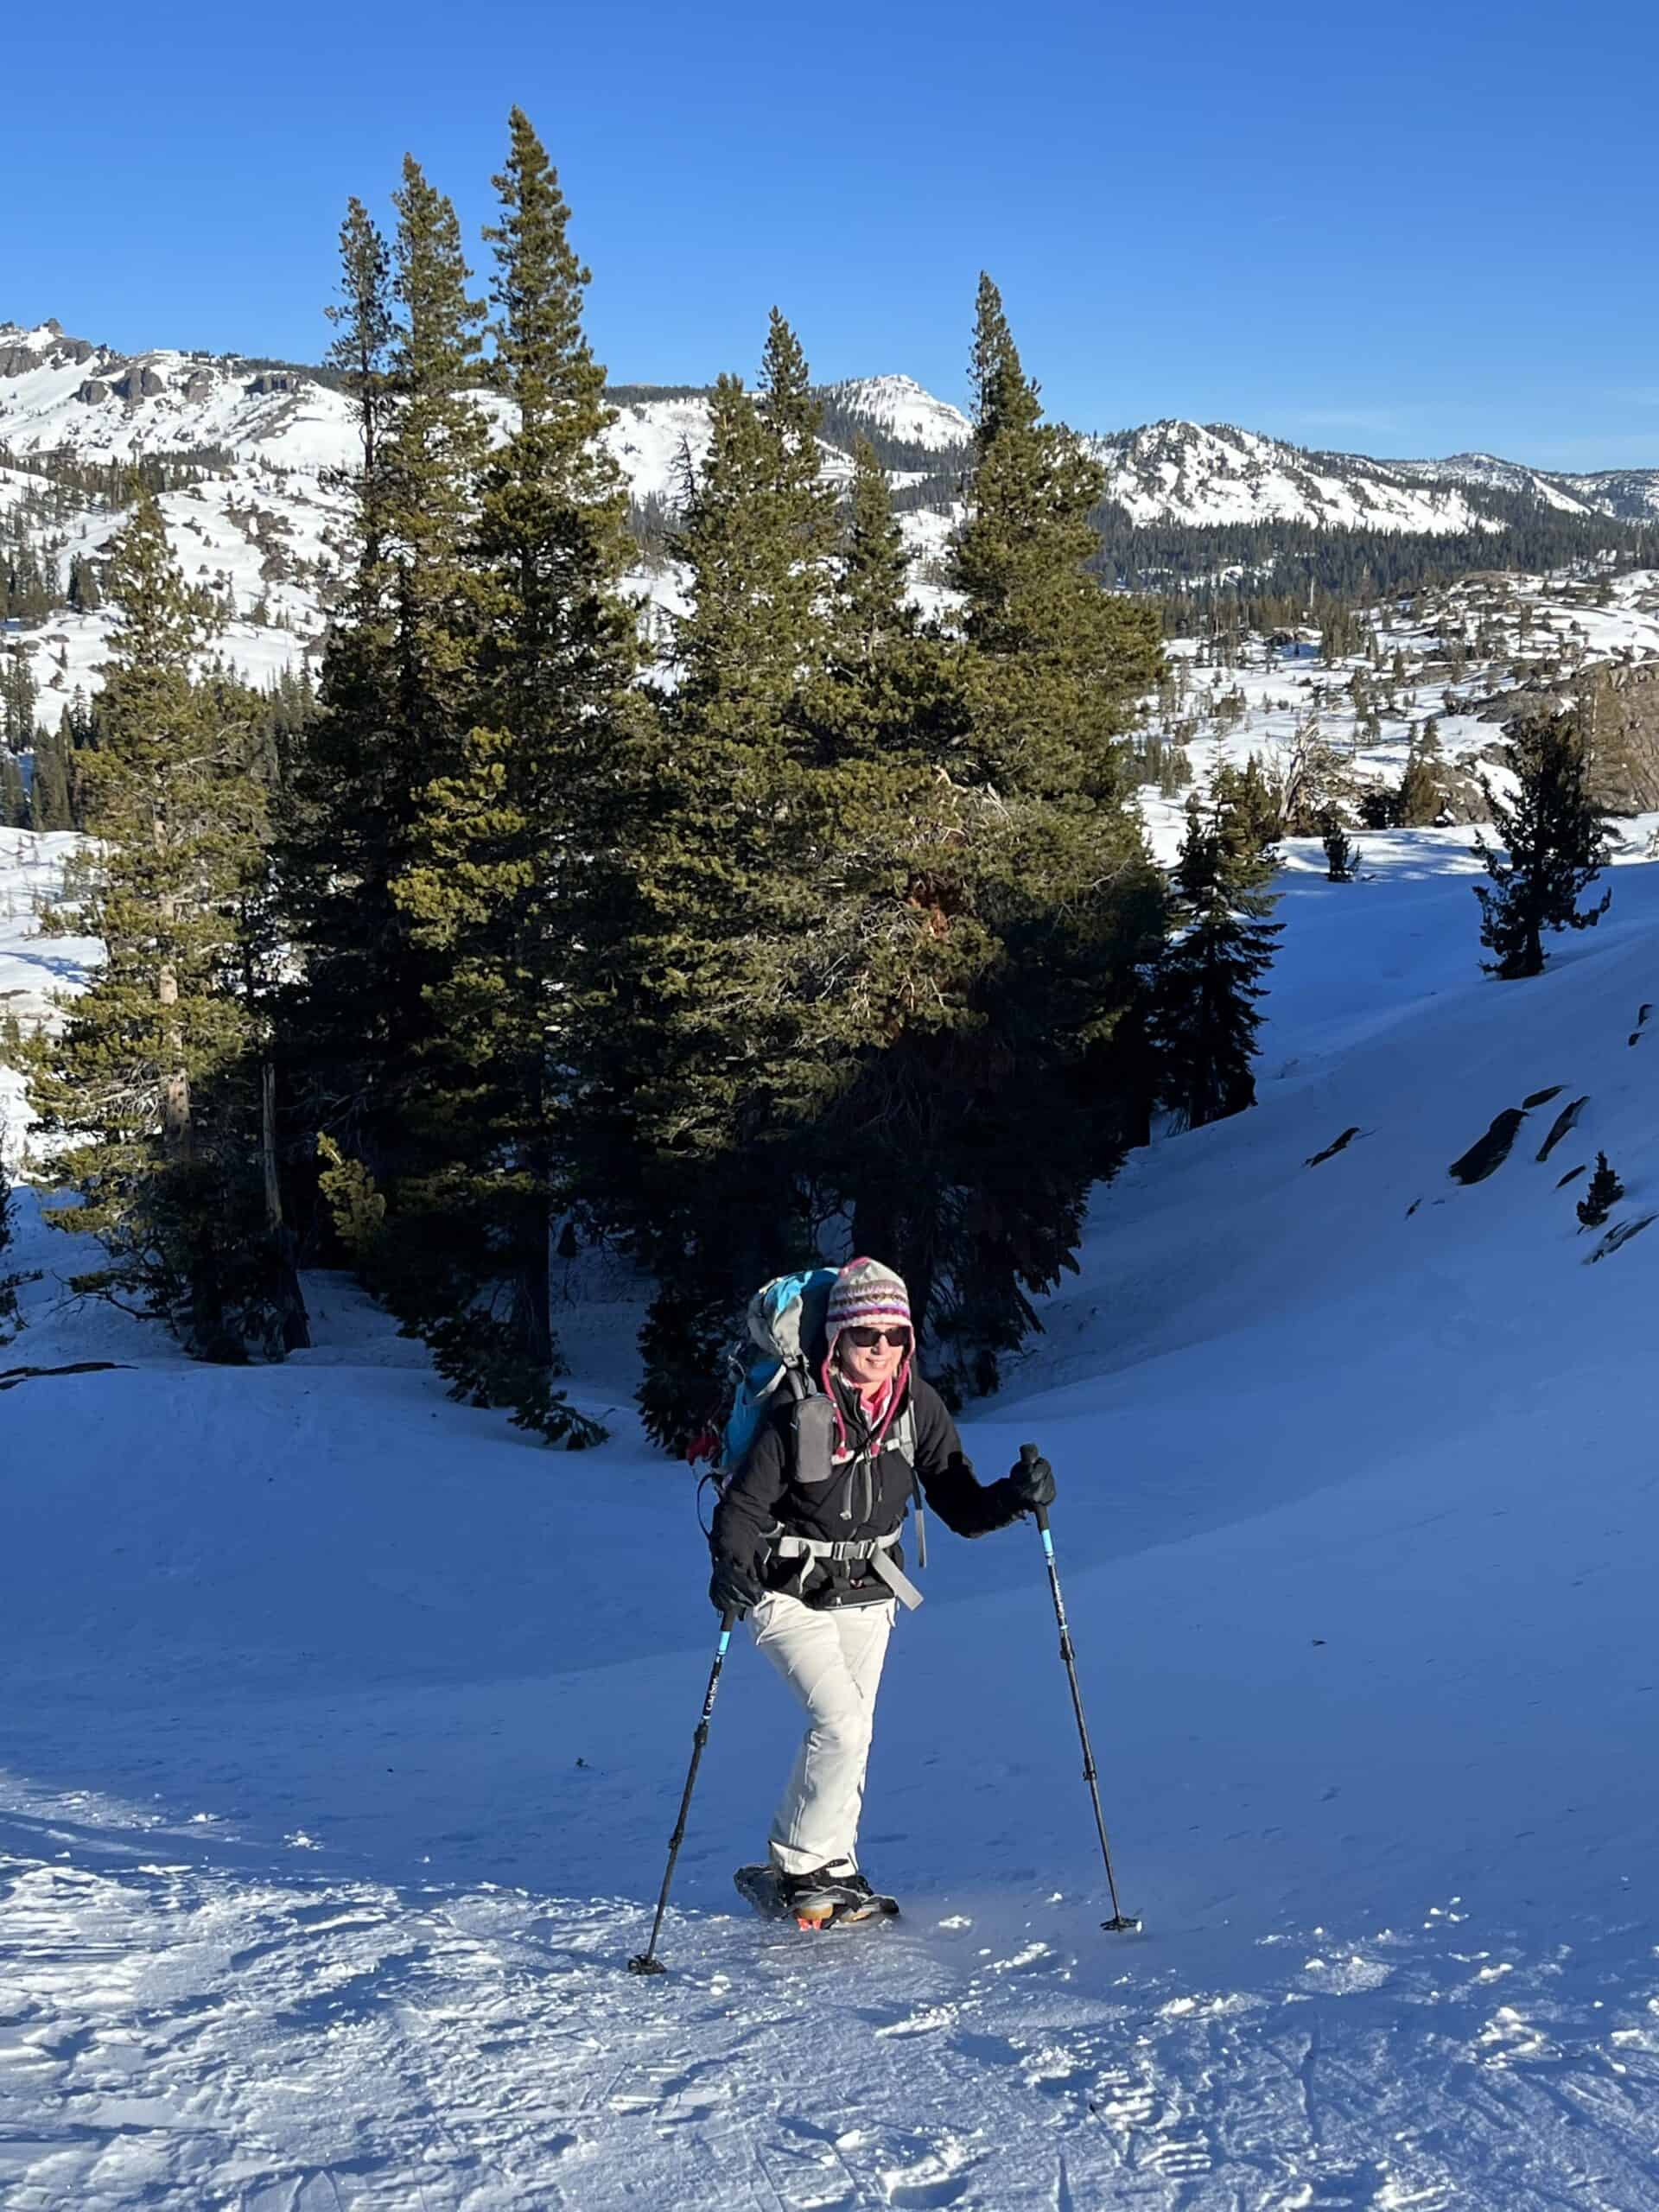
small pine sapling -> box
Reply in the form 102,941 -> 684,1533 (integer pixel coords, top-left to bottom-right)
1320,809 -> 1359,881
1576,1151 -> 1624,1230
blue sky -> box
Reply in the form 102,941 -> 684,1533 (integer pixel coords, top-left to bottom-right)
10,0 -> 1657,468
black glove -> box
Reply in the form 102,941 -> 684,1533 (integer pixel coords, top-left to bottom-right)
1007,1443 -> 1055,1512
709,1554 -> 765,1617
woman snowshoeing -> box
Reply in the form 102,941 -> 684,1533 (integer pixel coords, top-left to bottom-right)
709,1256 -> 1055,1925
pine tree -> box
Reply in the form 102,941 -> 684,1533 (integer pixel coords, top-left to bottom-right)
2,651 -> 37,753
810,436 -> 953,770
283,162 -> 486,1258
1397,715 -> 1444,828
820,277 -> 1166,1397
836,435 -> 912,678
389,108 -> 638,1445
571,326 -> 838,1442
28,723 -> 76,830
67,554 -> 102,613
1148,791 -> 1282,1130
953,274 -> 1161,803
1576,1150 -> 1624,1229
1211,754 -> 1283,854
0,750 -> 25,829
1321,808 -> 1359,880
20,492 -> 294,1356
1473,709 -> 1611,979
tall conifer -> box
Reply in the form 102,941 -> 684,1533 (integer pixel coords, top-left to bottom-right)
822,278 -> 1166,1397
955,274 -> 1161,803
21,493 -> 289,1355
1147,791 -> 1281,1129
390,109 -> 637,1443
285,162 -> 486,1232
1473,709 -> 1611,978
574,326 -> 839,1442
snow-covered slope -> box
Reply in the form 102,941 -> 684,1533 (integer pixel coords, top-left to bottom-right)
4,815 -> 1659,2208
1093,419 -> 1513,535
1556,465 -> 1659,523
1395,448 -> 1603,516
819,371 -> 973,451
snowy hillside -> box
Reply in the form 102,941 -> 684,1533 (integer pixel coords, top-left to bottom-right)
0,321 -> 362,471
5,745 -> 1659,2207
819,372 -> 973,451
1395,449 -> 1604,517
1094,420 -> 1509,536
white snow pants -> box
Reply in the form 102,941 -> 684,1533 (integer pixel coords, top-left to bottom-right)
750,1590 -> 896,1876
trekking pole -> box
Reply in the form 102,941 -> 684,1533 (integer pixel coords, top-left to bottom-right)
628,1608 -> 740,1975
1027,1462 -> 1142,1936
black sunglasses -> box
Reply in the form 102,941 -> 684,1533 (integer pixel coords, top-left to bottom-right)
845,1325 -> 910,1350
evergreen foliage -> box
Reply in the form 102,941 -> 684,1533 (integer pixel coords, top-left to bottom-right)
17,491 -> 301,1357
0,1155 -> 31,1344
1148,791 -> 1282,1130
28,722 -> 76,830
1472,709 -> 1611,979
282,164 -> 485,1262
583,280 -> 1167,1418
1577,1150 -> 1624,1229
567,321 -> 846,1442
1321,810 -> 1359,881
390,107 -> 638,1446
1211,755 -> 1283,853
819,277 -> 1166,1402
1397,717 -> 1446,827
0,751 -> 25,829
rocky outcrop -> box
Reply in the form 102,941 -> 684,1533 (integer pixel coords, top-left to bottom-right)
1476,660 -> 1659,813
1536,1096 -> 1588,1163
111,365 -> 165,401
178,370 -> 215,402
75,378 -> 111,404
1437,759 -> 1492,823
245,371 -> 306,396
1448,1108 -> 1527,1185
0,345 -> 39,378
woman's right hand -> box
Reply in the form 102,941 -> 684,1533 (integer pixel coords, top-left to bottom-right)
709,1554 -> 765,1616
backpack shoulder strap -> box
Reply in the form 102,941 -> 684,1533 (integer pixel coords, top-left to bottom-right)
790,1391 -> 836,1487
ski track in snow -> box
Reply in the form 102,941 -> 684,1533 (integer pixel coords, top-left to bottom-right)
4,1832 -> 1659,2209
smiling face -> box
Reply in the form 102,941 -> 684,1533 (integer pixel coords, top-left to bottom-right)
836,1325 -> 910,1396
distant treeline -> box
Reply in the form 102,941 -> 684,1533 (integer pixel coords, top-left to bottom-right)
1091,506 -> 1659,633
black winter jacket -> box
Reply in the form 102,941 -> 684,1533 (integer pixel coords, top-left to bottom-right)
711,1370 -> 1023,1609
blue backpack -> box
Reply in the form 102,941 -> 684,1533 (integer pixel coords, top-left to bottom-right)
719,1267 -> 839,1473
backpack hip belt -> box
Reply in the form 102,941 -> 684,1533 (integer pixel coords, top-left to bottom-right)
770,1528 -> 924,1611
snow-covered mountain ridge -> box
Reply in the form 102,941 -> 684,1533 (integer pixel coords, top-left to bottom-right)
7,310 -> 1659,747
8,315 -> 1658,531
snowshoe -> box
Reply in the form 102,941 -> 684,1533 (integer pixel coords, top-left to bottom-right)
734,1864 -> 899,1931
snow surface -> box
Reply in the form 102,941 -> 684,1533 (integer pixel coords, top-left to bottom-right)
1091,422 -> 1509,537
4,802 -> 1659,2207
819,373 -> 972,452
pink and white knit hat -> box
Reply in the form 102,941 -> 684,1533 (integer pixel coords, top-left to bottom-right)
822,1258 -> 914,1458
824,1256 -> 912,1344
